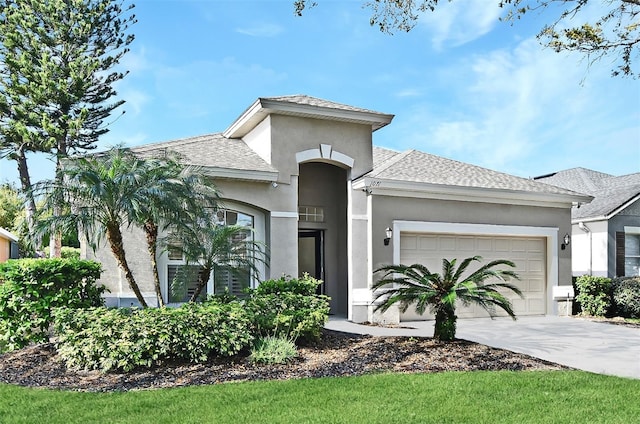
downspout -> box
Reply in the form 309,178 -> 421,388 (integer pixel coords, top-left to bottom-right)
578,222 -> 592,276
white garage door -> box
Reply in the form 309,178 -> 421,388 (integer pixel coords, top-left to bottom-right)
399,233 -> 546,320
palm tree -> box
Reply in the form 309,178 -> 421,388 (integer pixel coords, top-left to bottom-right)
167,209 -> 267,302
372,256 -> 522,341
128,155 -> 220,307
35,148 -> 185,308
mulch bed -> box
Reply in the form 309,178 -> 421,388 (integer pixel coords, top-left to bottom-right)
0,330 -> 568,392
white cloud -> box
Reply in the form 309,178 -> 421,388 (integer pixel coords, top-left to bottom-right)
395,88 -> 422,98
390,36 -> 639,177
236,23 -> 284,37
419,0 -> 504,49
118,88 -> 151,116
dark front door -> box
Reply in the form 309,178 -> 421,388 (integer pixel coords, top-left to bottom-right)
298,230 -> 324,294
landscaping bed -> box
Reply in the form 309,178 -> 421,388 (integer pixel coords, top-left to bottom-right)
0,329 -> 567,392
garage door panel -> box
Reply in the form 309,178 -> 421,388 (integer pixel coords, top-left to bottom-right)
457,237 -> 476,251
400,235 -> 418,250
494,238 -> 511,252
399,232 -> 547,320
477,238 -> 493,252
439,236 -> 457,251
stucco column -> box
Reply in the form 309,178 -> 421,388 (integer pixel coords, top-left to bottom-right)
269,215 -> 299,279
348,182 -> 371,322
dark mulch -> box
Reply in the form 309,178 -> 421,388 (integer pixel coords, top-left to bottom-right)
0,330 -> 568,392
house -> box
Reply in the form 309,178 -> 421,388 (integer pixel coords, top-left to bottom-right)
87,95 -> 591,323
0,227 -> 18,263
534,168 -> 640,278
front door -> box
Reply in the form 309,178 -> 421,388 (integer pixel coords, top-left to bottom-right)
298,230 -> 324,294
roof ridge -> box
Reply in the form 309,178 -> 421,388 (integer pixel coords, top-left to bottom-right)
576,168 -> 605,192
130,133 -> 224,151
371,149 -> 414,176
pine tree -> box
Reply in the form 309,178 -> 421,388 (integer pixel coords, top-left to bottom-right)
0,0 -> 136,253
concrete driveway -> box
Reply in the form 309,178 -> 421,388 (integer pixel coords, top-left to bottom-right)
325,316 -> 640,379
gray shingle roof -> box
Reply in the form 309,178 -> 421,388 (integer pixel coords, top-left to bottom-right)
370,147 -> 585,196
535,168 -> 640,219
262,95 -> 391,117
129,133 -> 278,175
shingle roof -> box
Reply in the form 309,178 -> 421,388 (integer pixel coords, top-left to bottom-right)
369,147 -> 585,197
262,95 -> 390,116
534,167 -> 640,219
129,133 -> 278,175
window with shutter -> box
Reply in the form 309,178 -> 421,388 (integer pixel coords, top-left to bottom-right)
616,232 -> 626,277
166,209 -> 255,302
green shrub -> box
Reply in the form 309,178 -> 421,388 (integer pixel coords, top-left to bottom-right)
245,275 -> 330,342
0,258 -> 105,351
253,274 -> 320,296
53,301 -> 253,372
249,336 -> 298,365
575,275 -> 612,317
42,246 -> 81,259
612,277 -> 640,318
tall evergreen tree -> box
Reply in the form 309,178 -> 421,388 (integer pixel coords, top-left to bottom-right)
0,0 -> 136,253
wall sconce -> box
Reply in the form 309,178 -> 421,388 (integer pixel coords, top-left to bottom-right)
384,227 -> 392,246
561,233 -> 570,250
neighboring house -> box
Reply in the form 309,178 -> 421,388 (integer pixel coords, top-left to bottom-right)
0,227 -> 18,263
87,95 -> 591,323
535,168 -> 640,279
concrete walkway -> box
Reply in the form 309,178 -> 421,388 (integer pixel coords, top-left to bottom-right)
325,316 -> 640,379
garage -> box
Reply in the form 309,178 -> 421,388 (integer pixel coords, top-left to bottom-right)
399,232 -> 546,320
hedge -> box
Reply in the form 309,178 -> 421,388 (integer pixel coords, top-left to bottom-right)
0,258 -> 105,351
53,301 -> 253,372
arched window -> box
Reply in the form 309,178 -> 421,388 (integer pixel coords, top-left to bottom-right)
163,207 -> 262,303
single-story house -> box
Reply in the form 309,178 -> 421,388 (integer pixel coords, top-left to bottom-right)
535,168 -> 640,278
87,95 -> 592,323
0,227 -> 18,263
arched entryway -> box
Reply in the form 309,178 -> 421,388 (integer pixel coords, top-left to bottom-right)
298,162 -> 348,315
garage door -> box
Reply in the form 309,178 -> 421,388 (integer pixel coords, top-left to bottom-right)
399,233 -> 546,320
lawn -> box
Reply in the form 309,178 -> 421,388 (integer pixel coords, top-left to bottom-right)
1,371 -> 638,423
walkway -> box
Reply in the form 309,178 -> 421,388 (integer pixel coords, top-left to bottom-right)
326,316 -> 640,379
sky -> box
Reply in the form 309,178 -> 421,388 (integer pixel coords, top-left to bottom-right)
0,0 -> 639,186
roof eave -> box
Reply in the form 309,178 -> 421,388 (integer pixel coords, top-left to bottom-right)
223,97 -> 394,138
353,177 -> 592,208
572,192 -> 640,223
201,167 -> 278,183
0,227 -> 18,242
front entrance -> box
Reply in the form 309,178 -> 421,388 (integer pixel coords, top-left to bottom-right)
298,230 -> 324,295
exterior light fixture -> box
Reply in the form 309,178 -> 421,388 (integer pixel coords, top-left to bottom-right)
384,227 -> 392,246
561,233 -> 571,250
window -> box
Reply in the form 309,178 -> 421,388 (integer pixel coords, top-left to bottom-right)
617,228 -> 640,277
213,210 -> 254,296
165,209 -> 256,303
299,206 -> 324,222
625,233 -> 640,277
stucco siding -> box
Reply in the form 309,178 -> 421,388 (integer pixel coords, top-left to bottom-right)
371,196 -> 571,277
269,115 -> 373,182
84,225 -> 157,307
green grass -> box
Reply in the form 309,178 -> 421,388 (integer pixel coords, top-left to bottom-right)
1,371 -> 638,423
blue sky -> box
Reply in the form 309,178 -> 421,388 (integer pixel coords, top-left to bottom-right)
1,0 -> 638,186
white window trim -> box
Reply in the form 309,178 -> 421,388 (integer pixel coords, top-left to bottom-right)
159,202 -> 266,304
